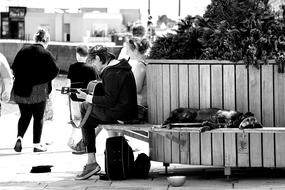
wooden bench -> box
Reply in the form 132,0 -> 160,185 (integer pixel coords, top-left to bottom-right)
99,123 -> 154,143
149,127 -> 285,178
99,122 -> 285,178
78,60 -> 285,178
144,59 -> 285,177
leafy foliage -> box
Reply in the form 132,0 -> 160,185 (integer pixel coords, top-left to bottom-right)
148,0 -> 285,72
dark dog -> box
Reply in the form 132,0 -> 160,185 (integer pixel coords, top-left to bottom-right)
162,108 -> 263,132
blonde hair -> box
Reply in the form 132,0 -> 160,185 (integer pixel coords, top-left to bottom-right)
34,27 -> 50,43
128,37 -> 150,55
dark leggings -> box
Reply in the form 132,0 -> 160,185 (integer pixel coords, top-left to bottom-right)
17,101 -> 46,144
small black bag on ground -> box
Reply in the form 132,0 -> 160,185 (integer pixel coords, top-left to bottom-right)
105,136 -> 134,180
133,153 -> 151,179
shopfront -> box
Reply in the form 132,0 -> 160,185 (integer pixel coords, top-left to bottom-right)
1,6 -> 26,39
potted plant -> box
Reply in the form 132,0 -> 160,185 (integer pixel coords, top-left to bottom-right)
148,0 -> 285,72
146,0 -> 285,127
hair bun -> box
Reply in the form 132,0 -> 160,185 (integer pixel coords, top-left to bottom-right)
34,28 -> 49,43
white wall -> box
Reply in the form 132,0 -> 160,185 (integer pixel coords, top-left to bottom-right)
64,13 -> 84,42
25,11 -> 124,42
55,13 -> 63,42
25,12 -> 56,41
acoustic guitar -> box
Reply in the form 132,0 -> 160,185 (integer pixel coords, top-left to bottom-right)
58,80 -> 104,96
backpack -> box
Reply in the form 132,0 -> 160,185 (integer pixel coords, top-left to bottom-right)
105,136 -> 134,180
133,153 -> 151,179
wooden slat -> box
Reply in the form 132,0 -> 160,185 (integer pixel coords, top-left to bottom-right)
250,133 -> 262,167
147,64 -> 157,124
170,65 -> 179,111
190,132 -> 200,165
201,132 -> 212,165
157,132 -> 165,162
224,133 -> 236,167
263,133 -> 275,167
236,65 -> 249,114
212,133 -> 224,166
162,64 -> 171,121
199,65 -> 210,108
151,126 -> 285,133
156,65 -> 164,124
102,124 -> 152,131
162,64 -> 172,164
147,59 -> 277,65
248,66 -> 261,122
211,65 -> 223,108
149,132 -> 156,160
274,65 -> 285,127
223,65 -> 235,110
171,132 -> 180,164
179,65 -> 189,107
180,132 -> 190,164
261,65 -> 274,127
275,133 -> 285,167
188,65 -> 199,108
119,130 -> 148,143
164,133 -> 172,164
237,133 -> 249,167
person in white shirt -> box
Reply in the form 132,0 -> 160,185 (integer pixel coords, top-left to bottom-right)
118,24 -> 146,60
0,52 -> 13,116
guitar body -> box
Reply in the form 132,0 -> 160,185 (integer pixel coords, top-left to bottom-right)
86,80 -> 104,96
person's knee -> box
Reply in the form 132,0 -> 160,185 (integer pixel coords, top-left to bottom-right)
80,102 -> 89,115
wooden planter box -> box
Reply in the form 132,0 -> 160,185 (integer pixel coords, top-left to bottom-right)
146,59 -> 285,174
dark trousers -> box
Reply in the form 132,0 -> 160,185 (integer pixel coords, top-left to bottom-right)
80,102 -> 113,153
17,101 -> 46,144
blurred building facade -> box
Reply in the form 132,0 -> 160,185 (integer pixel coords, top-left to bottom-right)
0,6 -> 141,42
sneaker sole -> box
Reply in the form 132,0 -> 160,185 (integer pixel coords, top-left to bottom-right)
72,150 -> 87,155
75,166 -> 101,180
33,148 -> 47,152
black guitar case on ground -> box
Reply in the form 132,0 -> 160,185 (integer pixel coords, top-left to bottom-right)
105,136 -> 134,180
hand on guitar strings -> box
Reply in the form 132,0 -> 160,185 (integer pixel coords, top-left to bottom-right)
76,89 -> 87,100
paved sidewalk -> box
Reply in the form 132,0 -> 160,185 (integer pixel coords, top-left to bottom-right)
1,76 -> 285,189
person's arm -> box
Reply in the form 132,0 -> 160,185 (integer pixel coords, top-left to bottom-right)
76,71 -> 120,107
0,54 -> 13,102
66,79 -> 71,88
132,61 -> 146,94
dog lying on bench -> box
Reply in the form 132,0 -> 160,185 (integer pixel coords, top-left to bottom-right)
162,108 -> 263,132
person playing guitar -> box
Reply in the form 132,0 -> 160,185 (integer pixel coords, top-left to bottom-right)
74,45 -> 138,180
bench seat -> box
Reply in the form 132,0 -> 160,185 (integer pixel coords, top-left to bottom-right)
99,123 -> 154,143
149,126 -> 285,177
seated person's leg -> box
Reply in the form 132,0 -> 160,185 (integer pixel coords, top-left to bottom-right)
76,103 -> 102,180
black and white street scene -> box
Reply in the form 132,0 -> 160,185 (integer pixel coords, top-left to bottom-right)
1,0 -> 285,189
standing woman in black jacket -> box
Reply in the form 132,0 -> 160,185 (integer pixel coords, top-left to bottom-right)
11,28 -> 59,152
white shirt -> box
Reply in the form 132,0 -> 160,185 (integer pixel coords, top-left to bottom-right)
0,53 -> 14,102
